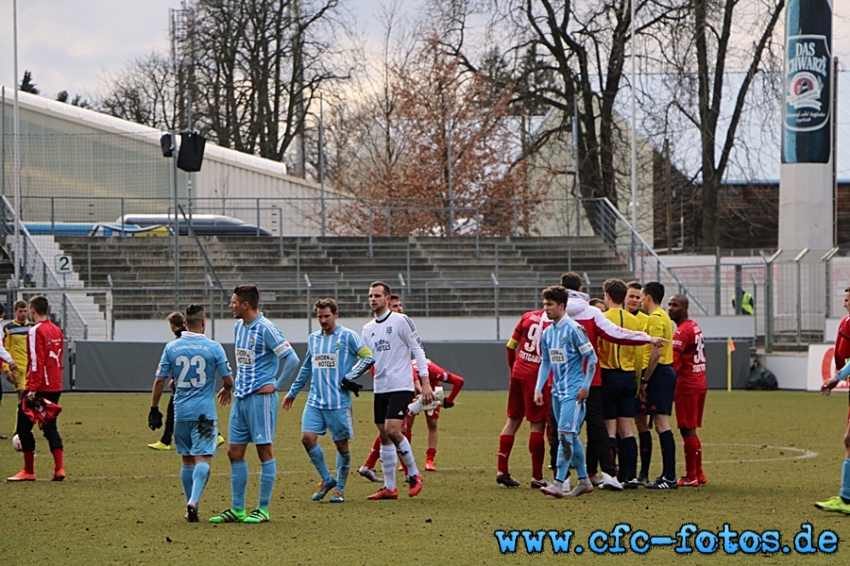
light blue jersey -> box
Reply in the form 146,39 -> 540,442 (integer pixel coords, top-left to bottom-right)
289,324 -> 374,410
536,316 -> 597,399
156,331 -> 232,421
233,313 -> 294,398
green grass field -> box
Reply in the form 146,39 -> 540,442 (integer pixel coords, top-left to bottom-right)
0,390 -> 848,565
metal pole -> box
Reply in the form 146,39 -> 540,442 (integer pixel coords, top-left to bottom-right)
573,94 -> 581,237
734,264 -> 743,315
319,95 -> 326,236
446,94 -> 454,236
714,248 -> 721,315
172,130 -> 180,310
492,273 -> 500,340
12,0 -> 22,287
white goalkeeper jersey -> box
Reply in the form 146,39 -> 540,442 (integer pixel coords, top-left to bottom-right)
362,310 -> 428,394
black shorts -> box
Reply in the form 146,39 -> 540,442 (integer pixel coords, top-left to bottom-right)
640,364 -> 676,416
602,369 -> 637,419
373,391 -> 415,425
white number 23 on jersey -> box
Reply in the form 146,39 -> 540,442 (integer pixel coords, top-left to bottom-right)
176,355 -> 207,388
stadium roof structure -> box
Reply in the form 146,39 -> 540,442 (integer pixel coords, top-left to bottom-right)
617,70 -> 850,185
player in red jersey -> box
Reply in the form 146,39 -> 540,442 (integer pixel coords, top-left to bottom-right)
497,309 -> 552,488
668,294 -> 708,487
7,296 -> 65,482
403,359 -> 464,471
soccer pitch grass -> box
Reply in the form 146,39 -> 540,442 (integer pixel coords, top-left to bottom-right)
0,390 -> 847,565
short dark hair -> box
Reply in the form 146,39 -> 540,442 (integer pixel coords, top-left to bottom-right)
670,294 -> 689,309
370,281 -> 391,296
560,271 -> 582,291
642,281 -> 665,304
13,300 -> 27,310
603,278 -> 627,304
626,281 -> 642,291
28,295 -> 49,316
233,284 -> 260,310
541,285 -> 569,307
314,297 -> 338,314
185,305 -> 205,328
389,294 -> 401,301
167,311 -> 185,327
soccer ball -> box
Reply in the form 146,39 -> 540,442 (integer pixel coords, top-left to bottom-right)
11,434 -> 22,452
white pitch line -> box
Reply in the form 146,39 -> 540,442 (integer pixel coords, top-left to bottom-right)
700,443 -> 818,464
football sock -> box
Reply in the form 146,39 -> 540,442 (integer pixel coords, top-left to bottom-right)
694,436 -> 704,477
623,436 -> 638,481
307,444 -> 333,484
556,433 -> 573,483
571,435 -> 587,479
608,436 -> 619,475
336,450 -> 351,493
638,430 -> 652,477
364,435 -> 381,470
23,451 -> 35,474
426,447 -> 436,460
616,436 -> 627,481
181,465 -> 194,502
658,430 -> 676,480
231,460 -> 249,511
498,434 -> 515,475
395,437 -> 419,477
380,444 -> 397,490
684,436 -> 699,479
51,447 -> 64,472
841,458 -> 850,503
191,461 -> 210,504
529,431 -> 545,480
258,459 -> 276,509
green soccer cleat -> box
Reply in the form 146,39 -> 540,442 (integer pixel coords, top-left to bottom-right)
208,508 -> 247,523
243,508 -> 270,523
217,435 -> 226,447
147,441 -> 172,451
814,496 -> 850,515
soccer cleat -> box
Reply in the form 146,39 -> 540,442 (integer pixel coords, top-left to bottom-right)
645,476 -> 678,490
540,481 -> 565,499
677,476 -> 700,487
312,478 -> 337,501
6,470 -> 36,482
566,479 -> 593,497
147,441 -> 172,451
186,502 -> 199,522
208,508 -> 247,523
52,469 -> 66,482
358,466 -> 381,483
496,473 -> 520,488
697,473 -> 708,485
623,479 -> 642,489
425,459 -> 436,472
408,474 -> 423,497
329,490 -> 345,503
243,508 -> 270,523
601,472 -> 624,491
530,478 -> 549,489
217,435 -> 226,447
366,487 -> 398,500
589,474 -> 603,488
814,496 -> 850,515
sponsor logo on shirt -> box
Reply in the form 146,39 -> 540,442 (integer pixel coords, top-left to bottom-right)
375,339 -> 391,352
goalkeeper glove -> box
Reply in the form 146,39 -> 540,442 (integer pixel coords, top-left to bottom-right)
443,400 -> 454,409
340,378 -> 363,397
148,406 -> 164,430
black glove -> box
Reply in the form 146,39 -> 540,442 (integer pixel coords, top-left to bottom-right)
443,400 -> 454,409
340,378 -> 363,397
148,406 -> 163,430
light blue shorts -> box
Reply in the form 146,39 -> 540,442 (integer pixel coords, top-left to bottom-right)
552,395 -> 586,435
175,419 -> 218,457
301,405 -> 354,442
229,392 -> 279,445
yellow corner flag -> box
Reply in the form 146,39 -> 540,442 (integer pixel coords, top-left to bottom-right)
726,337 -> 735,392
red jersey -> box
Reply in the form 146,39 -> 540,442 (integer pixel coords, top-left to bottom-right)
412,360 -> 465,404
835,314 -> 850,371
506,310 -> 551,381
26,319 -> 64,393
672,318 -> 707,394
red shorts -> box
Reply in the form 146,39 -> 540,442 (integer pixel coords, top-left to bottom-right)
506,378 -> 550,423
674,389 -> 706,430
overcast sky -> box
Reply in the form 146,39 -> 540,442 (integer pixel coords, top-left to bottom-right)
1,1 -> 850,101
